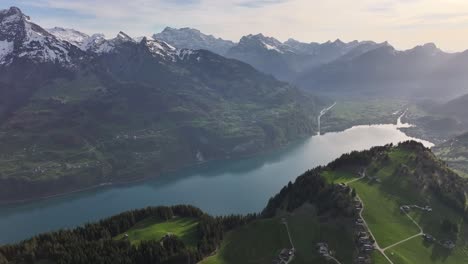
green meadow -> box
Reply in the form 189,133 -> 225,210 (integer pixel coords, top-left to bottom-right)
115,217 -> 199,247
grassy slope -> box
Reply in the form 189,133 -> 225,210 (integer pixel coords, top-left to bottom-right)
201,206 -> 356,264
114,217 -> 199,247
201,218 -> 290,264
323,147 -> 468,264
372,251 -> 391,264
387,235 -> 468,264
350,180 -> 420,248
201,144 -> 468,264
321,170 -> 356,184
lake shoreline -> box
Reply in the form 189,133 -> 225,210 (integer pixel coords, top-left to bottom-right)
0,110 -> 435,206
0,115 -> 435,245
0,133 -> 313,206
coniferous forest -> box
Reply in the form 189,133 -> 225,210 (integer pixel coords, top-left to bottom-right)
0,205 -> 256,264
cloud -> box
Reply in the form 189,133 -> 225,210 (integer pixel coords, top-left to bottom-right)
418,12 -> 468,21
162,0 -> 201,5
237,0 -> 288,8
367,2 -> 395,13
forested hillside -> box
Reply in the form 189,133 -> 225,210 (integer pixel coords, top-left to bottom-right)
0,7 -> 324,202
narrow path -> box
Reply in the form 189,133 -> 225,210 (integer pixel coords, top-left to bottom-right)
281,220 -> 295,264
403,212 -> 423,232
383,233 -> 422,251
283,220 -> 294,249
382,212 -> 423,251
327,255 -> 343,264
344,175 -> 365,185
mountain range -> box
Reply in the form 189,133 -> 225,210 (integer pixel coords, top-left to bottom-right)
152,27 -> 468,101
152,27 -> 387,82
43,23 -> 468,102
0,7 -> 324,201
153,27 -> 235,55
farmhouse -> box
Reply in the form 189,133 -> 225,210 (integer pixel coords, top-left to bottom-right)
400,205 -> 410,212
441,240 -> 455,249
422,234 -> 435,243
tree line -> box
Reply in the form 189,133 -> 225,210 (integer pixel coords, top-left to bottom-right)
0,205 -> 256,264
262,166 -> 357,218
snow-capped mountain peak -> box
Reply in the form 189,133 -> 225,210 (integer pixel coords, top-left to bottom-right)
153,27 -> 235,55
237,34 -> 291,54
0,6 -> 83,66
140,37 -> 200,62
47,27 -> 89,47
116,31 -> 134,42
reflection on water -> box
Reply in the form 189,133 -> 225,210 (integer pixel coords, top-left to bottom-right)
0,121 -> 432,244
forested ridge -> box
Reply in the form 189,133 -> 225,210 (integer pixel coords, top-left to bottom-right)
0,205 -> 256,264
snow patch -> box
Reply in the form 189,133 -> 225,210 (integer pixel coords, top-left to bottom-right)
20,21 -> 72,63
47,27 -> 89,48
263,42 -> 282,53
0,40 -> 13,64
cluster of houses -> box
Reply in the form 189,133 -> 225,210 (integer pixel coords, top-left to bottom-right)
354,199 -> 362,212
423,234 -> 455,250
31,159 -> 100,175
357,230 -> 374,252
115,134 -> 137,140
400,205 -> 433,213
32,162 -> 62,175
272,248 -> 295,264
353,202 -> 375,264
32,166 -> 48,174
354,231 -> 375,264
64,162 -> 94,170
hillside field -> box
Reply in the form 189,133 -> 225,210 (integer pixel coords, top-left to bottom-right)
114,217 -> 199,247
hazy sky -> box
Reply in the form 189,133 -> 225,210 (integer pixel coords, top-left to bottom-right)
4,0 -> 468,51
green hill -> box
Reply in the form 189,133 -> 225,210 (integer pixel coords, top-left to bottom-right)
203,142 -> 468,264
